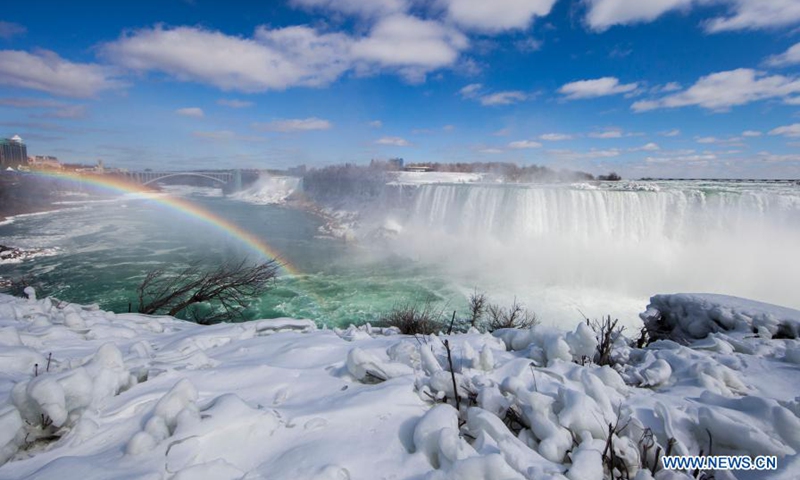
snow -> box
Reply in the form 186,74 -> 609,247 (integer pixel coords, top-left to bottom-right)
0,291 -> 798,479
231,175 -> 301,205
388,171 -> 485,185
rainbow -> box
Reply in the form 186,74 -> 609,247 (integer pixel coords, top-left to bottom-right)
26,170 -> 301,275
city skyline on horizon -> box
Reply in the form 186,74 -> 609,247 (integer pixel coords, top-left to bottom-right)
1,1 -> 800,178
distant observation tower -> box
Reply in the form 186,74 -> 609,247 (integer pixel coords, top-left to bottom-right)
0,135 -> 27,170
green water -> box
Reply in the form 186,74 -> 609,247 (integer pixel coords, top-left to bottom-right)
0,193 -> 466,326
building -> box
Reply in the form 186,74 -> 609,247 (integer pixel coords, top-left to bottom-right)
388,157 -> 404,170
29,155 -> 62,170
0,135 -> 27,169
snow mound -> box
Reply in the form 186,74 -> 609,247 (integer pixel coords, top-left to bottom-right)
641,293 -> 800,341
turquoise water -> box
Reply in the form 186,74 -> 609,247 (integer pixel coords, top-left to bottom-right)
0,193 -> 467,326
4,180 -> 799,329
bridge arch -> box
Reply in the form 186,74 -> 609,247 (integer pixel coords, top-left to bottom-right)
140,173 -> 231,186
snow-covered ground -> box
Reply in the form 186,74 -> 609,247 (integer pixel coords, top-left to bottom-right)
0,291 -> 798,479
388,172 -> 486,185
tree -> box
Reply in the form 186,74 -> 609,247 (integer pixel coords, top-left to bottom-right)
137,259 -> 280,324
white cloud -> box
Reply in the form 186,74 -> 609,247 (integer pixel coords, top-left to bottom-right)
176,107 -> 204,118
375,136 -> 411,146
660,129 -> 681,137
290,0 -> 406,18
559,77 -> 638,99
765,42 -> 800,67
479,90 -> 528,106
350,14 -> 468,82
459,83 -> 529,106
253,117 -> 332,132
508,140 -> 542,149
440,0 -> 558,32
369,120 -> 383,128
0,21 -> 26,40
742,130 -> 762,137
101,18 -> 466,92
459,83 -> 483,97
217,99 -> 253,108
101,25 -> 350,92
695,136 -> 744,145
0,49 -> 120,98
632,69 -> 800,112
769,123 -> 800,137
584,0 -> 800,33
630,142 -> 660,151
584,0 -> 694,32
539,133 -> 573,141
705,0 -> 800,33
589,129 -> 624,138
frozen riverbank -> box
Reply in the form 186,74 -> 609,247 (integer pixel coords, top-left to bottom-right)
0,292 -> 798,479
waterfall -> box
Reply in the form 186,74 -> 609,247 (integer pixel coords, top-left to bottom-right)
387,181 -> 800,320
405,183 -> 800,243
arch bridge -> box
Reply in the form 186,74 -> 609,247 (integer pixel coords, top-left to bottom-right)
123,170 -> 241,190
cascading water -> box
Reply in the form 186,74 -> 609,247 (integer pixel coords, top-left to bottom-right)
387,181 -> 800,325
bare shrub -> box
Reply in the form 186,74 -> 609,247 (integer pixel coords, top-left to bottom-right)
468,289 -> 487,328
589,316 -> 625,366
378,303 -> 444,335
137,259 -> 280,324
486,297 -> 538,331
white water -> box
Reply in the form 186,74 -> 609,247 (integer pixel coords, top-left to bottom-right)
232,175 -> 301,205
388,181 -> 800,325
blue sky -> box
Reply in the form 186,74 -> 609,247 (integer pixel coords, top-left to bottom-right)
1,0 -> 800,178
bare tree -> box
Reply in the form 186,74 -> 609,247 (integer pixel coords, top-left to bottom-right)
468,289 -> 487,328
137,259 -> 280,324
486,297 -> 538,331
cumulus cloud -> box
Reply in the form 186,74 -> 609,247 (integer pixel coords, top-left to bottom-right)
217,99 -> 253,108
559,77 -> 638,99
350,14 -> 468,81
440,0 -> 558,32
660,129 -> 681,137
253,117 -> 332,132
584,0 -> 800,33
539,133 -> 573,141
632,69 -> 800,112
508,140 -> 542,149
101,18 -> 466,91
0,49 -> 121,98
0,21 -> 26,40
369,120 -> 383,128
742,130 -> 762,137
101,25 -> 351,92
176,107 -> 204,117
375,136 -> 411,146
765,42 -> 800,67
769,123 -> 800,137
